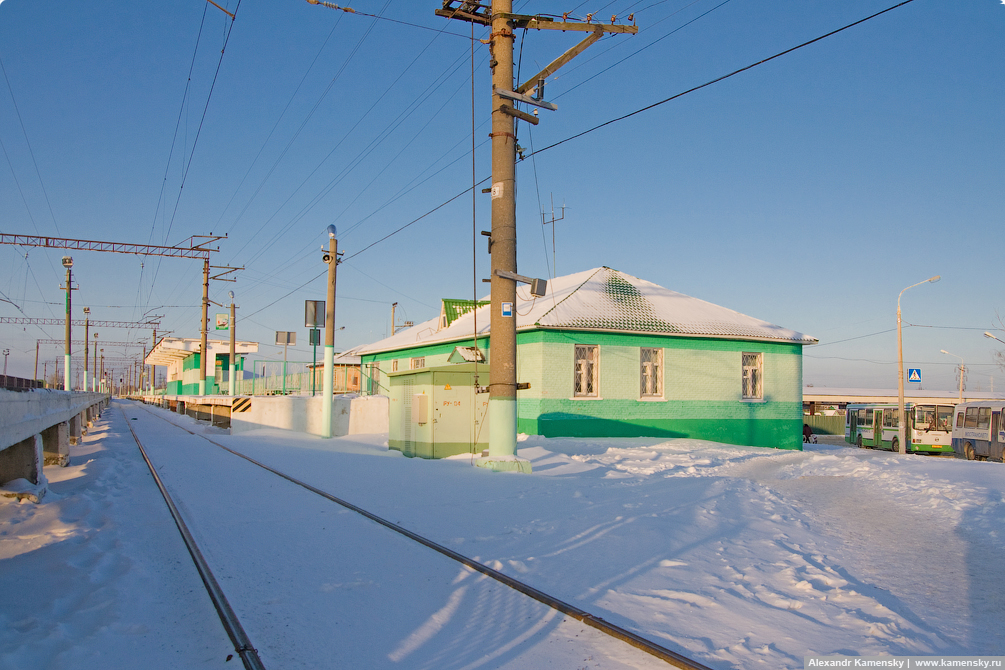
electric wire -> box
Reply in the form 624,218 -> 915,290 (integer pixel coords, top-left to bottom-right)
0,51 -> 61,236
147,4 -> 210,246
329,0 -> 918,267
525,0 -> 918,162
148,1 -> 243,301
555,0 -> 733,99
214,16 -> 346,232
222,0 -> 393,260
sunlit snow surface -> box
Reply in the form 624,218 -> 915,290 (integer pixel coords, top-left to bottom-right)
2,403 -> 1003,669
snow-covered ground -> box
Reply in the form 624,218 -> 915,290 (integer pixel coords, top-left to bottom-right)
2,401 -> 1003,669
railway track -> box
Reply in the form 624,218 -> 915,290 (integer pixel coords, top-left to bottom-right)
124,400 -> 714,670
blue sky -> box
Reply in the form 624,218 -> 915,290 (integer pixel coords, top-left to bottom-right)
1,0 -> 1002,392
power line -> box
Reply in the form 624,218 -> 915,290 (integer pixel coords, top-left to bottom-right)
525,0 -> 918,161
0,50 -> 61,235
333,0 -> 918,265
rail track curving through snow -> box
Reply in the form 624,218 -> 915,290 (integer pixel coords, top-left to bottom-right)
126,401 -> 713,670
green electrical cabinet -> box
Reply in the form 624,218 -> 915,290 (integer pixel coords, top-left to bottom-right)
388,363 -> 488,458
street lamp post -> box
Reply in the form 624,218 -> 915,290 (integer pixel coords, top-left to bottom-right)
321,225 -> 338,438
2,348 -> 9,377
93,334 -> 99,392
897,275 -> 940,454
986,331 -> 1005,346
940,349 -> 965,402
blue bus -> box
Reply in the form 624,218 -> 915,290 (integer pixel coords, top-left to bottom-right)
951,402 -> 1005,461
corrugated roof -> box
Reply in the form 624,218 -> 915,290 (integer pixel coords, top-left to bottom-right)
357,267 -> 816,355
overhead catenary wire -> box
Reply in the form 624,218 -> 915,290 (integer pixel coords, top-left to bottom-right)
328,0 -> 919,267
0,51 -> 61,236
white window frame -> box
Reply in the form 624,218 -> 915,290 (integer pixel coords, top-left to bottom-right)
741,352 -> 763,400
640,347 -> 663,399
573,344 -> 599,398
410,356 -> 425,370
391,359 -> 398,372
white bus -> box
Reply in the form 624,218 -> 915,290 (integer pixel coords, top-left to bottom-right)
950,401 -> 1005,461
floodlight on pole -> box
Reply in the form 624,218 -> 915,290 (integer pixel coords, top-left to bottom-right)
985,331 -> 1005,346
897,275 -> 940,455
940,349 -> 964,402
321,225 -> 338,437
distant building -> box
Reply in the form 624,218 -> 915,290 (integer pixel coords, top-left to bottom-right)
358,267 -> 816,455
146,337 -> 258,395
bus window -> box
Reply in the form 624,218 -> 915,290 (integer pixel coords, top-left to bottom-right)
956,412 -> 964,428
915,405 -> 936,431
937,406 -> 953,431
964,407 -> 979,429
978,407 -> 991,430
883,409 -> 899,428
857,409 -> 868,427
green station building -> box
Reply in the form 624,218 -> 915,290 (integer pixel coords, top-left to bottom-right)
358,267 -> 816,457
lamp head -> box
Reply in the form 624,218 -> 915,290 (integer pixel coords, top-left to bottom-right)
986,332 -> 997,339
61,256 -> 73,268
327,224 -> 337,239
228,290 -> 235,300
83,307 -> 90,315
928,275 -> 941,283
940,349 -> 948,355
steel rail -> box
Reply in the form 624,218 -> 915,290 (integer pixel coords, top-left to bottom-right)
135,402 -> 715,670
120,407 -> 267,670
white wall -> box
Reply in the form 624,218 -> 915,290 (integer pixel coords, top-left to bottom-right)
231,395 -> 388,437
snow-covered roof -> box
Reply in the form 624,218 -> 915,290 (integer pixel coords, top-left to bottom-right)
357,267 -> 816,355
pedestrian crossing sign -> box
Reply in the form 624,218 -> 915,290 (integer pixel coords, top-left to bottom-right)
907,368 -> 922,383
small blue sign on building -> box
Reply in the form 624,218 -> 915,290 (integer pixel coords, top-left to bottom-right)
501,302 -> 513,317
907,368 -> 922,383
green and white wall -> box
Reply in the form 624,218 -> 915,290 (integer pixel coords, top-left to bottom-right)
362,328 -> 804,451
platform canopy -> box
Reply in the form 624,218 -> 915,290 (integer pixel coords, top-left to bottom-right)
145,337 -> 259,367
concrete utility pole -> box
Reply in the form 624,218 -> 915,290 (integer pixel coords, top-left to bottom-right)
83,307 -> 90,393
200,263 -> 241,396
199,259 -> 210,396
437,1 -> 636,472
61,256 -> 74,391
321,226 -> 338,438
229,291 -> 237,395
93,334 -> 99,392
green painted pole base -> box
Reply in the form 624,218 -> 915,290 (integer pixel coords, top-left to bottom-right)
198,379 -> 206,396
481,397 -> 531,473
64,354 -> 71,391
229,364 -> 236,395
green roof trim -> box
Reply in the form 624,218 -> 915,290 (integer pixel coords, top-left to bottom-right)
441,299 -> 489,328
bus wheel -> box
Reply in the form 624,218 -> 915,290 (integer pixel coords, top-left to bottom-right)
964,442 -> 976,461
891,437 -> 899,453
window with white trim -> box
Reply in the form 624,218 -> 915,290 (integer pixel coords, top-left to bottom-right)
574,345 -> 599,397
741,352 -> 763,399
640,347 -> 663,397
410,356 -> 425,370
391,359 -> 398,372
